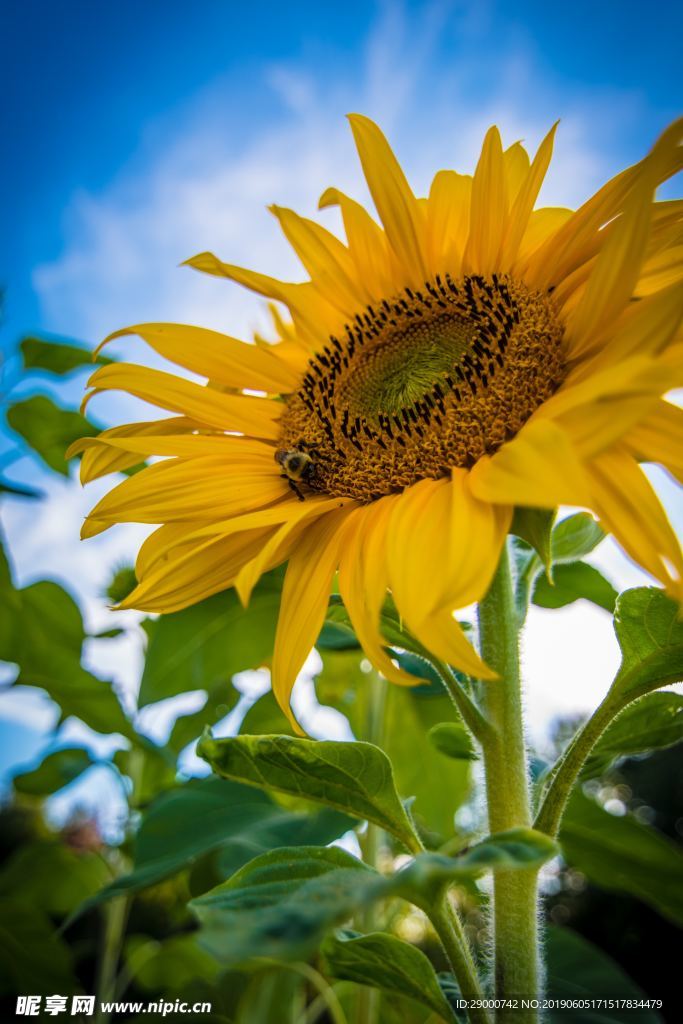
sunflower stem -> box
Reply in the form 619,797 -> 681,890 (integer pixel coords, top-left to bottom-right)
478,540 -> 539,1022
534,689 -> 626,838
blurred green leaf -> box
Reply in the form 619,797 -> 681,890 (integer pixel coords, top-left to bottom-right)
546,927 -> 663,1021
609,588 -> 683,702
71,777 -> 352,914
198,733 -> 419,850
0,842 -> 110,915
533,562 -> 617,612
322,931 -> 455,1020
0,901 -> 80,995
6,395 -> 99,475
168,686 -> 240,755
239,690 -> 296,737
20,335 -> 111,375
428,723 -> 478,761
191,846 -> 375,964
139,570 -> 283,708
12,747 -> 94,796
123,934 -> 220,994
0,479 -> 43,499
511,507 -> 555,571
560,789 -> 683,924
550,513 -> 605,564
583,693 -> 683,778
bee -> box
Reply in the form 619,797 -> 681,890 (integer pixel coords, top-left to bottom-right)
275,440 -> 320,501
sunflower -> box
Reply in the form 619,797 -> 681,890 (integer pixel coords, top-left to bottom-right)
70,115 -> 683,728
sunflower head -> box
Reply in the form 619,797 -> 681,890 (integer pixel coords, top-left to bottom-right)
70,113 -> 683,728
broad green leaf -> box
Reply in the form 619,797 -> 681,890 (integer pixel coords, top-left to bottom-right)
139,571 -> 283,707
6,395 -> 99,475
20,335 -> 112,375
0,901 -> 80,995
70,777 -> 352,913
322,931 -> 455,1020
550,513 -> 605,564
191,846 -> 377,964
123,934 -> 220,994
545,927 -> 662,1022
511,507 -> 555,571
198,733 -> 419,850
240,691 -> 296,737
0,842 -> 110,915
533,561 -> 617,612
610,588 -> 683,702
2,580 -> 135,740
428,723 -> 478,761
12,747 -> 94,796
560,789 -> 683,924
583,693 -> 683,778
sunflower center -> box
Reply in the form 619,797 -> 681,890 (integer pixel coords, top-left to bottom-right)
277,274 -> 566,502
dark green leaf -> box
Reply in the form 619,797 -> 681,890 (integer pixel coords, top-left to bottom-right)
550,513 -> 605,564
0,842 -> 110,915
192,846 -> 375,964
12,747 -> 94,796
322,931 -> 455,1020
428,723 -> 478,761
139,571 -> 283,708
0,479 -> 43,499
560,789 -> 683,924
198,733 -> 419,850
0,901 -> 80,995
533,562 -> 617,612
6,395 -> 99,475
317,603 -> 361,650
123,934 -> 220,993
511,507 -> 555,571
20,335 -> 111,375
583,693 -> 683,778
610,588 -> 683,702
239,690 -> 295,737
546,927 -> 663,1022
70,777 -> 352,915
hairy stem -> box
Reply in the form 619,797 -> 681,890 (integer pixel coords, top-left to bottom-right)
478,541 -> 539,1022
534,691 -> 625,837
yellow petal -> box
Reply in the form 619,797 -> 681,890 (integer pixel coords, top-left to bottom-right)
469,419 -> 593,508
425,170 -> 471,277
337,498 -> 417,686
98,323 -> 300,393
587,448 -> 683,599
406,605 -> 496,680
387,478 -> 450,623
319,186 -> 398,298
68,416 -> 200,483
463,126 -> 509,275
271,506 -> 354,730
516,207 -> 573,265
347,114 -> 427,281
77,433 -> 277,463
500,123 -> 557,270
503,141 -> 531,204
635,244 -> 683,297
623,400 -> 683,485
83,363 -> 281,438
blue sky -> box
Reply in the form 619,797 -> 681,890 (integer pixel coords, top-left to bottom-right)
0,0 -> 681,829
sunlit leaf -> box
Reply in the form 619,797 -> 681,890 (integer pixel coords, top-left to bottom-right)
511,507 -> 555,571
533,561 -> 617,612
428,723 -> 479,761
610,588 -> 683,702
198,733 -> 419,850
583,693 -> 683,778
550,513 -> 605,563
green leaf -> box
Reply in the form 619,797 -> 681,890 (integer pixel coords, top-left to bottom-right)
0,842 -> 110,915
317,603 -> 361,650
70,777 -> 352,914
20,335 -> 112,375
168,686 -> 240,755
12,747 -> 94,796
428,723 -> 478,761
583,693 -> 683,778
2,580 -> 135,740
546,927 -> 663,1022
123,934 -> 220,994
191,846 -> 375,965
533,561 -> 617,612
550,513 -> 605,564
0,901 -> 80,996
322,931 -> 455,1020
198,733 -> 420,850
609,588 -> 683,702
560,789 -> 683,924
6,395 -> 99,476
511,507 -> 555,571
240,691 -> 296,737
139,570 -> 283,708
0,479 -> 43,499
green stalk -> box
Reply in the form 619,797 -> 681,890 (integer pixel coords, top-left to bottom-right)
93,895 -> 130,1024
429,900 -> 492,1024
534,690 -> 625,838
478,541 -> 539,1021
